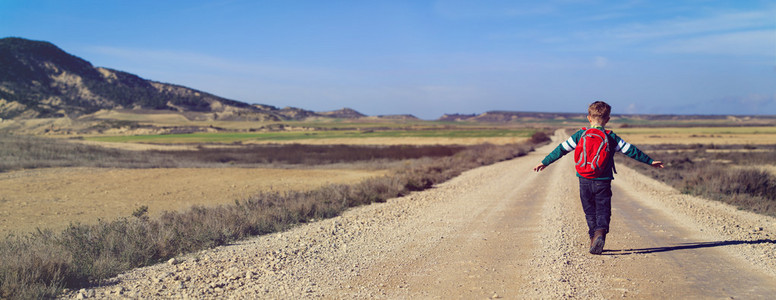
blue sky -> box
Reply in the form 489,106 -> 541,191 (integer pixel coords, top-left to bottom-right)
1,0 -> 774,119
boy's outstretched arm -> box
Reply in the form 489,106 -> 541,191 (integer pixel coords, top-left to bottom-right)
533,131 -> 584,173
651,160 -> 664,168
533,163 -> 547,172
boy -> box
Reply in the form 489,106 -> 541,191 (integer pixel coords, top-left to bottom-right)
533,101 -> 664,255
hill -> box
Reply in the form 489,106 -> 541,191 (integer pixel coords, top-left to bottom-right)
0,37 -> 365,122
3,37 -> 773,128
439,110 -> 776,126
318,108 -> 367,119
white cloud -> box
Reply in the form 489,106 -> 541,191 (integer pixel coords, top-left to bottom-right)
668,93 -> 776,115
84,46 -> 334,80
625,103 -> 638,114
601,9 -> 776,57
594,56 -> 608,68
553,6 -> 776,57
433,0 -> 556,19
733,93 -> 776,111
654,30 -> 775,56
610,10 -> 773,41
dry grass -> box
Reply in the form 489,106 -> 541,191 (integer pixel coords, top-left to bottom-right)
0,167 -> 388,236
613,126 -> 776,145
0,134 -> 470,172
618,144 -> 776,216
245,136 -> 531,146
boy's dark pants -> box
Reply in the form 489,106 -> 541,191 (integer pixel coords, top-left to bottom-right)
578,177 -> 612,238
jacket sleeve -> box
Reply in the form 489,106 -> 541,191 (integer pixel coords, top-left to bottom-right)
541,130 -> 583,166
610,132 -> 653,164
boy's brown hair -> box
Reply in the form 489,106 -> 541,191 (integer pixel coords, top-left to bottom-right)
588,101 -> 611,123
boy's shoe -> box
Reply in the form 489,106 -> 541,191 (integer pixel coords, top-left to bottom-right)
589,229 -> 606,255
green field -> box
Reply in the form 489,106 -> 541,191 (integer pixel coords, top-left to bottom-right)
85,129 -> 536,144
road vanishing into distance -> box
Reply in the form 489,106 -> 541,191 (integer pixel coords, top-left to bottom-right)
66,131 -> 776,299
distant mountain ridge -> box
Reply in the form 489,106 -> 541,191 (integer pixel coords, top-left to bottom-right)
318,108 -> 366,119
4,37 -> 772,125
0,37 -> 360,121
440,110 -> 776,123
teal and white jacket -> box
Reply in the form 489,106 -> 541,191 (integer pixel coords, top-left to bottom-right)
540,127 -> 654,180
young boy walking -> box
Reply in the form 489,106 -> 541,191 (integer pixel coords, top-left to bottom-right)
533,101 -> 664,255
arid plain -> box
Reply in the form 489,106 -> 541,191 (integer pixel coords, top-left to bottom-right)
2,111 -> 776,299
2,113 -> 775,237
1,112 -> 540,236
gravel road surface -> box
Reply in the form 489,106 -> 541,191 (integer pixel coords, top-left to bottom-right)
64,130 -> 776,299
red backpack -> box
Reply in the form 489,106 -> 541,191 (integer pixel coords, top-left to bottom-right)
574,127 -> 614,178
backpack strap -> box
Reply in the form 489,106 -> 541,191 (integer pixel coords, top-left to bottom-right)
605,130 -> 617,174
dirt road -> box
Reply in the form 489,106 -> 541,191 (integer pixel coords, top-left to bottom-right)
67,131 -> 776,299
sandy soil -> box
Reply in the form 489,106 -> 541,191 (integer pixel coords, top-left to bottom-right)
71,140 -> 202,151
0,167 -> 386,236
62,130 -> 776,299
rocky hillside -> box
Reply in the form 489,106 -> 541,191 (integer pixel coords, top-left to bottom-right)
318,108 -> 366,119
438,111 -> 585,122
0,37 -> 364,121
439,110 -> 776,124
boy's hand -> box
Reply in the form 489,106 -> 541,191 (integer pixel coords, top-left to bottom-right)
651,161 -> 664,169
533,163 -> 547,172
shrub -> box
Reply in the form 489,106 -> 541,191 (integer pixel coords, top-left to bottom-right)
0,231 -> 67,299
131,206 -> 149,218
0,134 -> 471,172
530,131 -> 551,144
619,145 -> 776,216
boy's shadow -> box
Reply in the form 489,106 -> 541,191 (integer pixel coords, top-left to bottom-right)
603,239 -> 776,255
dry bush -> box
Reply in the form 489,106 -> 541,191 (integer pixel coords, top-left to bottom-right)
677,167 -> 776,215
0,134 -> 173,171
0,231 -> 67,299
0,140 -> 536,299
530,131 -> 551,144
618,145 -> 776,216
165,144 -> 466,165
0,134 -> 469,172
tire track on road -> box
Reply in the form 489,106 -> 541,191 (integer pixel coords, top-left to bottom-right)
594,169 -> 776,298
346,148 -> 551,299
